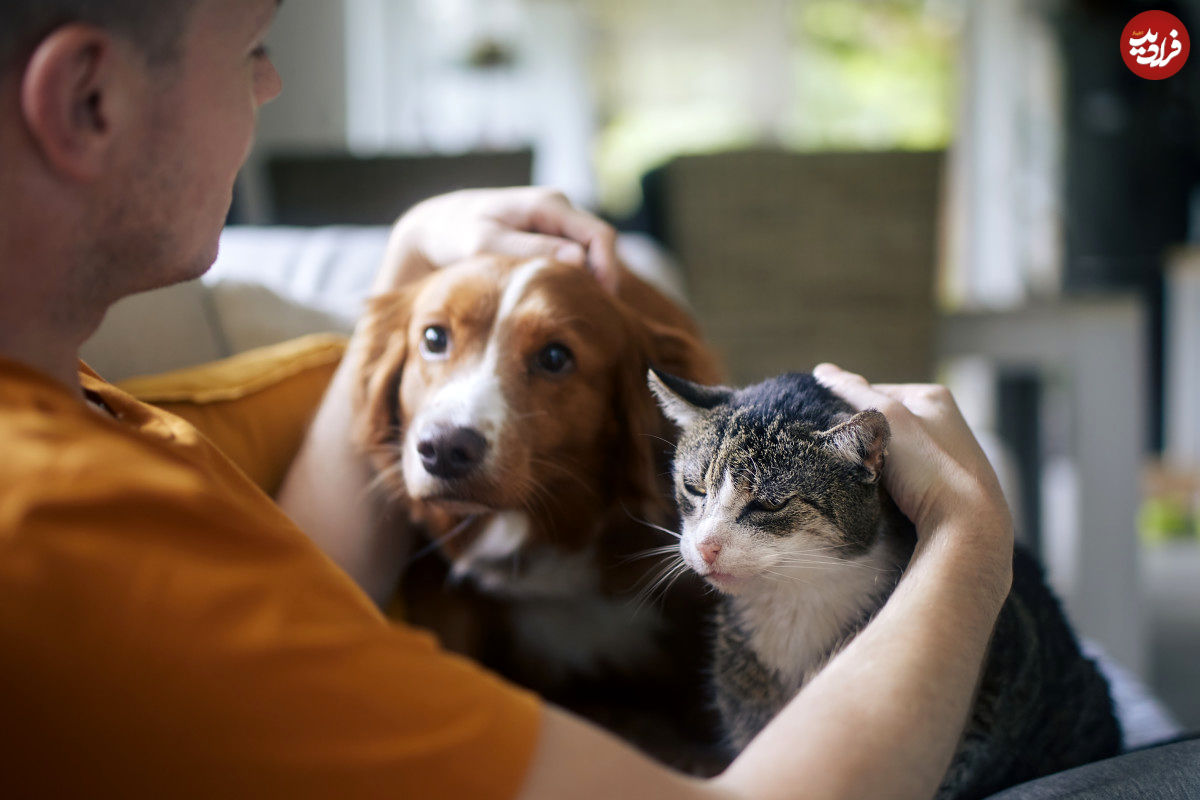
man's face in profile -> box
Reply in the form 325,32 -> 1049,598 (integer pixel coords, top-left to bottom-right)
111,0 -> 280,291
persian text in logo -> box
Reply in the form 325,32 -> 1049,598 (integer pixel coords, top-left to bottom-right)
1122,10 -> 1189,80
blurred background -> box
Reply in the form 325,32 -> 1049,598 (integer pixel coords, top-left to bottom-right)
87,0 -> 1200,730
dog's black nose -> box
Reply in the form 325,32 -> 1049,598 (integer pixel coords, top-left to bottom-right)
417,426 -> 488,479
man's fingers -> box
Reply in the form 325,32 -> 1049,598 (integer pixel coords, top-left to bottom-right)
872,383 -> 956,409
813,363 -> 892,412
503,193 -> 620,293
817,367 -> 962,428
395,187 -> 622,293
553,211 -> 618,288
485,230 -> 586,266
538,211 -> 619,291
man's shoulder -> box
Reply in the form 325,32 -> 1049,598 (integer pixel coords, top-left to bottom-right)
0,372 -> 229,525
2,398 -> 187,497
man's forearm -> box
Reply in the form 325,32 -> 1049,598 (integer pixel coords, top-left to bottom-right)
276,339 -> 409,604
715,526 -> 1011,800
276,226 -> 433,602
518,525 -> 1011,800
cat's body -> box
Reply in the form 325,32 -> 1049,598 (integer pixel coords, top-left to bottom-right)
650,370 -> 1121,800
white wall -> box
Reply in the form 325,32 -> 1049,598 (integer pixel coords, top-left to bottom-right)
240,0 -> 598,214
239,0 -> 350,221
257,0 -> 349,148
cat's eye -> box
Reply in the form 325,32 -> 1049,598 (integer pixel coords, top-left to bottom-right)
421,325 -> 450,358
683,482 -> 707,498
749,496 -> 791,513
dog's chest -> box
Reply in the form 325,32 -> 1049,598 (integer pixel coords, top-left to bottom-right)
509,593 -> 666,683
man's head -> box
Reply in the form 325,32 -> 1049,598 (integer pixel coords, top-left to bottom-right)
0,0 -> 280,332
1,2 -> 196,72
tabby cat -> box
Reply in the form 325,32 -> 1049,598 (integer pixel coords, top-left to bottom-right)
649,369 -> 1121,800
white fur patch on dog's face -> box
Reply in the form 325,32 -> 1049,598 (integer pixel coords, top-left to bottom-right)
402,258 -> 554,501
375,253 -> 683,600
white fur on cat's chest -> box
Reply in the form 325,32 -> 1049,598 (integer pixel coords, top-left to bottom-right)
732,537 -> 901,687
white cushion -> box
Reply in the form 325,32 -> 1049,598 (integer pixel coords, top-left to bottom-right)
80,279 -> 225,383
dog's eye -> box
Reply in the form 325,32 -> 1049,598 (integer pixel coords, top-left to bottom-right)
534,343 -> 575,375
749,496 -> 790,513
683,482 -> 707,498
422,326 -> 450,357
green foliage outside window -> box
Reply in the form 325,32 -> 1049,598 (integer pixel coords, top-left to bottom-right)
593,0 -> 957,215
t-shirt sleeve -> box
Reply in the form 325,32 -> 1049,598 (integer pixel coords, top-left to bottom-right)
114,333 -> 348,496
0,460 -> 543,799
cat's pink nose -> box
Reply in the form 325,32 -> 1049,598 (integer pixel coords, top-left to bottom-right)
699,540 -> 722,565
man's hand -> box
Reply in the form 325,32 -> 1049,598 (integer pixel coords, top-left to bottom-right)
813,363 -> 1014,559
376,187 -> 620,294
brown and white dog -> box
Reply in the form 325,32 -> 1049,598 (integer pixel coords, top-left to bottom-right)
353,253 -> 725,763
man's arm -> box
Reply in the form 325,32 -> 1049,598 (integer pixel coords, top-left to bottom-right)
517,522 -> 1009,800
275,337 -> 400,602
276,188 -> 619,601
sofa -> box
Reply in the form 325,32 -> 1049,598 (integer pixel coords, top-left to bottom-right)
80,224 -> 1184,750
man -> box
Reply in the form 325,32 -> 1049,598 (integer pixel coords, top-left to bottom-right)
0,1 -> 1176,798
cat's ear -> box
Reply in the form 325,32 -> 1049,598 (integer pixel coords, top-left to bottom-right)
817,410 -> 890,483
647,367 -> 733,428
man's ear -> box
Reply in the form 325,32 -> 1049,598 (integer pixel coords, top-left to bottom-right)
20,25 -> 133,180
647,368 -> 733,429
817,410 -> 890,483
353,289 -> 417,460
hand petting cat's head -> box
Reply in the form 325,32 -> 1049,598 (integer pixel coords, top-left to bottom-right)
649,369 -> 891,594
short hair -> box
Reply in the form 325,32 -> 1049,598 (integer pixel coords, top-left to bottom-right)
1,1 -> 197,73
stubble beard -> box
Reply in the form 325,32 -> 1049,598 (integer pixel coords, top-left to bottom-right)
89,116 -> 221,307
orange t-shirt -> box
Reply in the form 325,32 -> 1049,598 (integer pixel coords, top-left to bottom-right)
0,358 -> 541,798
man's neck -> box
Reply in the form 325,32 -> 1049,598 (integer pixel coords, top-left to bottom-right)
0,267 -> 106,397
0,202 -> 111,396
0,329 -> 87,395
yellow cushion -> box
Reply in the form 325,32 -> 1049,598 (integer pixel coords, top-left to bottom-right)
117,333 -> 348,496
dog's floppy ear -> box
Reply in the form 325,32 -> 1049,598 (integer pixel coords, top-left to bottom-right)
613,265 -> 724,387
353,289 -> 417,460
641,316 -> 724,387
611,305 -> 725,517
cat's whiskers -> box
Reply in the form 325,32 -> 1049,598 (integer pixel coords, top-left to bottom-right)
620,505 -> 683,540
408,513 -> 479,566
770,552 -> 851,567
770,556 -> 838,569
760,568 -> 814,587
620,544 -> 684,564
632,555 -> 691,612
772,557 -> 891,575
660,559 -> 693,597
362,456 -> 406,503
771,542 -> 893,574
639,432 -> 678,451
